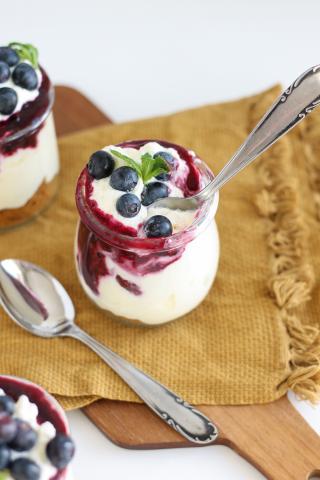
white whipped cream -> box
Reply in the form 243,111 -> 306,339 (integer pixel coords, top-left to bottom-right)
0,61 -> 42,122
90,142 -> 196,233
0,113 -> 59,210
91,172 -> 147,230
0,388 -> 57,480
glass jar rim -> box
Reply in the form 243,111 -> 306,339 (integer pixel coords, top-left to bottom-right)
0,374 -> 69,434
0,80 -> 54,146
75,139 -> 219,252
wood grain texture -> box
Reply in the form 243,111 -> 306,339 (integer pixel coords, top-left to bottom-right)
54,86 -> 111,136
53,85 -> 320,480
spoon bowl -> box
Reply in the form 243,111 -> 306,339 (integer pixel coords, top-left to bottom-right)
0,259 -> 74,337
0,258 -> 218,445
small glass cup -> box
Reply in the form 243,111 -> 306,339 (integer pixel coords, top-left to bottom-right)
75,139 -> 220,326
0,69 -> 60,231
0,374 -> 71,479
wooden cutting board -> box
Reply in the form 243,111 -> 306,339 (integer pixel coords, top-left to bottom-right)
53,86 -> 320,480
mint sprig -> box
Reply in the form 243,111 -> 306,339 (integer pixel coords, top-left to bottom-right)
141,153 -> 169,182
110,149 -> 169,184
9,42 -> 39,68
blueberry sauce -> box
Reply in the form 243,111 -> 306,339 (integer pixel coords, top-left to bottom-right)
115,275 -> 142,296
77,221 -> 184,294
76,139 -> 203,296
77,223 -> 109,293
0,67 -> 51,157
10,275 -> 49,319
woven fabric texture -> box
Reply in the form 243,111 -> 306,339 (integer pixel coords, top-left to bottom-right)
1,85 -> 320,410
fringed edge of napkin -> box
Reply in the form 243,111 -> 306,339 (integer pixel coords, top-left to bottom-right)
303,114 -> 320,221
250,91 -> 320,403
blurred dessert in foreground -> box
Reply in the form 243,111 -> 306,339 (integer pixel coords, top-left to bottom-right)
0,375 -> 74,480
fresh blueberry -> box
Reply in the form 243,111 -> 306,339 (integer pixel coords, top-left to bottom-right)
0,47 -> 19,67
154,151 -> 175,180
12,63 -> 38,91
0,415 -> 18,444
116,193 -> 141,218
155,172 -> 170,181
0,87 -> 18,115
141,182 -> 169,206
46,434 -> 75,469
144,215 -> 173,238
110,166 -> 139,192
0,444 -> 11,469
0,395 -> 15,415
87,150 -> 115,179
154,151 -> 176,166
0,61 -> 10,83
10,458 -> 40,480
9,420 -> 37,451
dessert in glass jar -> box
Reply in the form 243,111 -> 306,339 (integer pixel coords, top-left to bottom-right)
0,42 -> 59,230
0,375 -> 75,480
75,139 -> 219,326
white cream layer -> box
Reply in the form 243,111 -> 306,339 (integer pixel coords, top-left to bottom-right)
90,142 -> 196,233
0,113 -> 59,210
0,388 -> 57,480
77,220 -> 220,325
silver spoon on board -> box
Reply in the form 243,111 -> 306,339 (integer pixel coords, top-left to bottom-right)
0,258 -> 218,445
154,64 -> 320,211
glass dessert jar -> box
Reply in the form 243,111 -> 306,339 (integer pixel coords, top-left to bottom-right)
0,375 -> 75,479
0,43 -> 60,230
75,139 -> 219,326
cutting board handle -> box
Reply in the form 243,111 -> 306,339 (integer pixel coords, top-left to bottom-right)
208,396 -> 320,480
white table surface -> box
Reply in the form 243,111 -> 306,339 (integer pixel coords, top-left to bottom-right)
3,0 -> 320,478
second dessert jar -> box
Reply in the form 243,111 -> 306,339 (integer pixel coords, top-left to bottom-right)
0,43 -> 59,230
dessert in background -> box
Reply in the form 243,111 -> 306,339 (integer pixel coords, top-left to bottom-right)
0,42 -> 59,230
75,139 -> 219,325
0,375 -> 75,480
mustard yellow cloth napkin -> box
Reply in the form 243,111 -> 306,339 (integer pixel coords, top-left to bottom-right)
1,85 -> 320,410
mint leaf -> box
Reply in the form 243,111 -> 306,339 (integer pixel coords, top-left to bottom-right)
110,149 -> 169,184
110,149 -> 142,178
140,153 -> 155,182
0,470 -> 9,480
9,42 -> 39,68
142,154 -> 169,183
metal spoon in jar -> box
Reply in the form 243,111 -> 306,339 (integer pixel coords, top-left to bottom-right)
154,64 -> 320,211
0,258 -> 218,445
